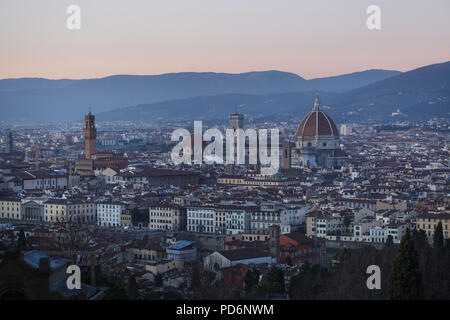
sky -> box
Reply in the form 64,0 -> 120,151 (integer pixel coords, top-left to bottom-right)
1,0 -> 449,79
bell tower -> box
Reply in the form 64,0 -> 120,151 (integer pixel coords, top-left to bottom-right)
83,110 -> 97,159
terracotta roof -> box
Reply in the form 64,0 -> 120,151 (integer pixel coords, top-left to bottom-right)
219,247 -> 271,261
296,94 -> 339,138
296,110 -> 339,137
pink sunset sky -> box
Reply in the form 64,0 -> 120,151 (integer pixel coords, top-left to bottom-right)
1,0 -> 449,79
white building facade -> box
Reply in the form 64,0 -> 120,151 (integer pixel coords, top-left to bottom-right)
96,202 -> 125,227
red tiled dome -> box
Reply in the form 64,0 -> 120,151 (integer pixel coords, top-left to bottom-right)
296,94 -> 339,138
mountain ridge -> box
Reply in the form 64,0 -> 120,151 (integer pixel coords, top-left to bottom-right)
0,69 -> 401,122
97,61 -> 450,123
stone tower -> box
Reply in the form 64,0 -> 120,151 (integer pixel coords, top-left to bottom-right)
83,110 -> 97,159
5,130 -> 13,153
281,144 -> 291,169
269,224 -> 281,263
229,113 -> 244,130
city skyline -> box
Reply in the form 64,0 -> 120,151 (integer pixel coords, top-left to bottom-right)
0,0 -> 449,304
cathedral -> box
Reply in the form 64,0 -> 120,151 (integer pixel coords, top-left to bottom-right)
295,93 -> 347,168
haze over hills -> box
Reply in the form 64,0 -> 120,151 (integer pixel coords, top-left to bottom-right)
299,69 -> 401,93
332,61 -> 450,121
0,62 -> 449,123
0,69 -> 400,122
98,61 -> 450,123
96,91 -> 340,122
0,78 -> 80,92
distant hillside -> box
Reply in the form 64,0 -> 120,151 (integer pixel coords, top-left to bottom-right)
305,69 -> 401,92
0,78 -> 79,92
0,69 -> 400,122
331,61 -> 450,121
98,61 -> 450,123
97,91 -> 339,122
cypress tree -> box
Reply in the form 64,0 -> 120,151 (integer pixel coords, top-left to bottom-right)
154,273 -> 163,287
285,255 -> 293,266
17,228 -> 27,250
389,229 -> 424,300
433,222 -> 444,251
385,235 -> 393,247
191,265 -> 201,289
244,267 -> 260,295
127,274 -> 138,300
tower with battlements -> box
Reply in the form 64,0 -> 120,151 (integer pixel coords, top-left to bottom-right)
83,110 -> 97,159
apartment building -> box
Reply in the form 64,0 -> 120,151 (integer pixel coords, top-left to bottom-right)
166,240 -> 196,262
97,202 -> 125,227
14,169 -> 68,191
44,199 -> 95,224
120,211 -> 132,227
187,206 -> 216,233
306,212 -> 346,238
415,213 -> 449,240
251,202 -> 282,234
214,207 -> 227,234
0,198 -> 21,219
353,216 -> 379,241
280,204 -> 311,233
221,205 -> 253,235
280,232 -> 326,266
149,204 -> 186,231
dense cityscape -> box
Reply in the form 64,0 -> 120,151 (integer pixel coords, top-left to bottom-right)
1,1 -> 450,307
0,94 -> 448,300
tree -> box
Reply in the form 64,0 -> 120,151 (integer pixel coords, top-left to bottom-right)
154,273 -> 163,287
127,274 -> 138,300
249,266 -> 285,299
433,222 -> 444,251
285,255 -> 292,266
343,215 -> 351,228
17,228 -> 27,250
104,282 -> 128,300
244,267 -> 260,295
385,235 -> 393,248
190,265 -> 233,299
411,229 -> 427,243
388,229 -> 424,300
289,262 -> 332,299
191,265 -> 201,289
131,207 -> 149,227
267,266 -> 285,293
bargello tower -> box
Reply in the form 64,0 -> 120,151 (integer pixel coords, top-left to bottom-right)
83,110 -> 97,159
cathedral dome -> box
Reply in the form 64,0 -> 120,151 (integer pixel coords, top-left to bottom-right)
296,93 -> 339,138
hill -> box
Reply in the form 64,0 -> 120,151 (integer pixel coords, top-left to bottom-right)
0,69 -> 400,122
